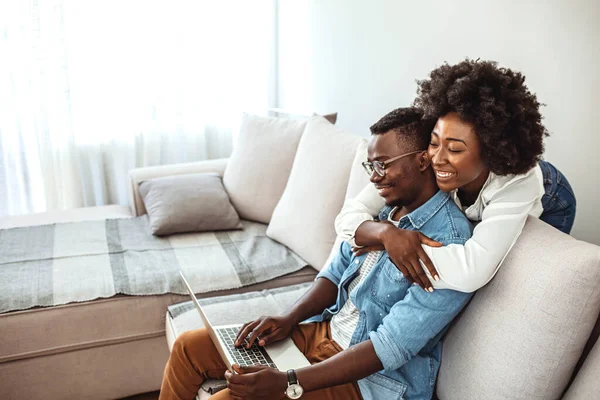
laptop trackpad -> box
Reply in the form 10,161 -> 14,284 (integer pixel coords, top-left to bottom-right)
265,337 -> 311,371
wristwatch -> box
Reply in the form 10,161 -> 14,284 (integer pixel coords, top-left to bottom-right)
285,369 -> 304,399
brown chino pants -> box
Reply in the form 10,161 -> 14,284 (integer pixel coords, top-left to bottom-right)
159,321 -> 363,400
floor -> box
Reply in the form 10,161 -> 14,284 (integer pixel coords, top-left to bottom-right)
120,391 -> 160,400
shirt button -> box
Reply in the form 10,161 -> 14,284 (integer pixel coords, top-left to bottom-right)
355,260 -> 359,264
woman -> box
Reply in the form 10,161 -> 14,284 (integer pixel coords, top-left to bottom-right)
336,59 -> 576,293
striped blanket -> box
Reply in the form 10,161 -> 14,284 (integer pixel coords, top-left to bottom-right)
0,216 -> 307,313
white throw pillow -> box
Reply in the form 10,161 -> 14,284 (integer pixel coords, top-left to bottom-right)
223,113 -> 307,224
321,140 -> 371,271
267,116 -> 365,270
344,139 -> 370,200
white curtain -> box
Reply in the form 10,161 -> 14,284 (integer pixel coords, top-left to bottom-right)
0,0 -> 274,216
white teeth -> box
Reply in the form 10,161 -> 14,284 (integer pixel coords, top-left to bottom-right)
436,171 -> 454,178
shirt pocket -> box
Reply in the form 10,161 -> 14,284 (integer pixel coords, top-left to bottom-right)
358,372 -> 407,400
371,260 -> 410,309
383,257 -> 408,283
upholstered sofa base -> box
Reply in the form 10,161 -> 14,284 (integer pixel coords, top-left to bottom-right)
0,267 -> 317,400
0,335 -> 169,400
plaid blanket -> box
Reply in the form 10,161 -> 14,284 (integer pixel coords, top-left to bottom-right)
0,216 -> 307,313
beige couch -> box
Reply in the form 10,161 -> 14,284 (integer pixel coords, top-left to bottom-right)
0,157 -> 317,400
1,114 -> 599,400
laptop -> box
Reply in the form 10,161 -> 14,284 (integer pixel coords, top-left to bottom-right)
179,270 -> 311,373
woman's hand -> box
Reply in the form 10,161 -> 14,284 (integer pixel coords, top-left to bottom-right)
372,226 -> 442,291
225,364 -> 288,400
234,315 -> 296,348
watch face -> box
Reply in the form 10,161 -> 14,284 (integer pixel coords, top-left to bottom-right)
286,383 -> 304,399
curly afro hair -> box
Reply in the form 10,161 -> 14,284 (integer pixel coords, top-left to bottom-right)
414,59 -> 548,176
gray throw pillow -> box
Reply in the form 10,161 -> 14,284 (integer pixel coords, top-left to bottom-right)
139,173 -> 243,236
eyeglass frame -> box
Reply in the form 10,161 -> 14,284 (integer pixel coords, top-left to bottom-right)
362,150 -> 425,177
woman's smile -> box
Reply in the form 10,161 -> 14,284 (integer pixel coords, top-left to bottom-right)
433,170 -> 456,180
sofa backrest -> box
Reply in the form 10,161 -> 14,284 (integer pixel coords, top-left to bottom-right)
436,216 -> 600,400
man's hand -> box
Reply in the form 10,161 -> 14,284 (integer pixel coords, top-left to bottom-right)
379,227 -> 442,292
225,364 -> 288,400
234,315 -> 296,348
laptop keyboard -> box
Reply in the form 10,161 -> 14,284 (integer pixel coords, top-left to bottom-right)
217,326 -> 277,368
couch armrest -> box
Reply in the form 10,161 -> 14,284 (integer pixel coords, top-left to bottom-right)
127,158 -> 229,216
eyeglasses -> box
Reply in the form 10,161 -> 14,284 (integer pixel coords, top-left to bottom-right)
362,150 -> 424,177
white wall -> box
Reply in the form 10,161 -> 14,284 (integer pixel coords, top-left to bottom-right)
277,0 -> 600,245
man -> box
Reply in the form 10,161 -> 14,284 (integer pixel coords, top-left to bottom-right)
159,108 -> 473,400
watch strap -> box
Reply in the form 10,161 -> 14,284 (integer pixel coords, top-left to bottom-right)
287,369 -> 298,385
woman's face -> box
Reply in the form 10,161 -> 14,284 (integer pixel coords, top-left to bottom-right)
428,112 -> 489,194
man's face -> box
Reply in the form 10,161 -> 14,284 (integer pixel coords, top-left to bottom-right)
367,131 -> 423,207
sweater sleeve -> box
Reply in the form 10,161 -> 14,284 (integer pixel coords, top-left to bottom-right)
424,170 -> 544,292
334,183 -> 385,247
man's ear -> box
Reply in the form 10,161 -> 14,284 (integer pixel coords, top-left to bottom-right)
419,151 -> 430,171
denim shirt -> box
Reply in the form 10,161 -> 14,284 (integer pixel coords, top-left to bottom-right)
308,190 -> 474,400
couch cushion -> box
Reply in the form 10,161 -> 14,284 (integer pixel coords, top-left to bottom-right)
139,173 -> 243,236
322,140 -> 371,271
436,217 -> 600,400
266,116 -> 365,271
223,113 -> 307,224
129,158 -> 230,217
344,140 -> 370,201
